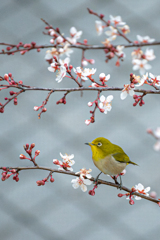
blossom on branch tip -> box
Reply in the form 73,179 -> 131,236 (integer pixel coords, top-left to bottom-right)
136,35 -> 155,43
132,59 -> 151,75
99,95 -> 113,114
149,73 -> 160,87
134,183 -> 151,200
105,26 -> 118,41
95,20 -> 103,36
120,84 -> 135,100
109,15 -> 126,26
71,176 -> 92,192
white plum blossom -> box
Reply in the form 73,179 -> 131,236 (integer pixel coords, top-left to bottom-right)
99,95 -> 113,114
149,73 -> 160,87
120,84 -> 135,100
95,20 -> 103,36
58,43 -> 73,57
82,60 -> 88,66
55,65 -> 67,83
132,59 -> 151,75
116,45 -> 125,58
60,152 -> 75,164
99,73 -> 110,83
83,68 -> 97,78
56,36 -> 64,44
137,35 -> 155,43
48,62 -> 58,73
59,57 -> 70,67
153,141 -> 160,151
70,27 -> 82,40
154,127 -> 160,138
75,168 -> 92,179
53,152 -> 75,171
110,15 -> 126,26
131,49 -> 143,59
119,25 -> 130,34
45,48 -> 59,60
71,176 -> 92,192
105,26 -> 118,41
145,48 -> 156,61
85,119 -> 91,125
134,183 -> 151,200
135,73 -> 148,87
152,127 -> 160,151
73,67 -> 88,81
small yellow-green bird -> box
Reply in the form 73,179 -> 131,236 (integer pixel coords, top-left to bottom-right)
85,137 -> 138,188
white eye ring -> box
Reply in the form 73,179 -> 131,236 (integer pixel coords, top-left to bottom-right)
97,142 -> 102,147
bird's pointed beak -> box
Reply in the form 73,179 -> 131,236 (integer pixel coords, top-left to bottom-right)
85,142 -> 94,146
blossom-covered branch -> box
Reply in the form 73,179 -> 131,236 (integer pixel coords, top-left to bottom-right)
1,165 -> 159,205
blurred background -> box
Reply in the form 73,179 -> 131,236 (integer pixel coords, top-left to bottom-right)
1,0 -> 160,239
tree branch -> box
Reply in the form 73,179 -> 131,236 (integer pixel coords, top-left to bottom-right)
0,166 -> 159,204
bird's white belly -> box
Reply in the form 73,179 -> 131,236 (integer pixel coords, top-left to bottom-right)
93,155 -> 127,176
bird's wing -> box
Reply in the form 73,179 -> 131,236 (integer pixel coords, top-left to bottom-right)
112,152 -> 130,163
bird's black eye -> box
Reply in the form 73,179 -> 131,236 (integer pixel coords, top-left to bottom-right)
97,142 -> 102,147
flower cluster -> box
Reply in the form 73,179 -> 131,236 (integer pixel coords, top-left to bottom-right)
0,73 -> 24,113
132,35 -> 155,75
53,153 -> 75,171
121,72 -> 160,105
1,167 -> 19,182
118,183 -> 150,205
19,143 -> 40,162
71,168 -> 92,192
95,15 -> 128,65
85,93 -> 114,126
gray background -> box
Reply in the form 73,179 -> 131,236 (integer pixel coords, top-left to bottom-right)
1,0 -> 160,240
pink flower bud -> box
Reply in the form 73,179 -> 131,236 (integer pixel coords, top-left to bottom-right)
25,143 -> 29,149
100,14 -> 104,19
50,176 -> 55,182
19,154 -> 27,159
0,107 -> 4,113
34,106 -> 39,111
35,150 -> 40,156
130,83 -> 135,88
14,98 -> 18,105
10,91 -> 15,96
88,190 -> 95,196
149,191 -> 157,199
117,193 -> 124,197
19,80 -> 23,84
147,129 -> 153,134
88,102 -> 93,107
83,39 -> 88,44
129,199 -> 135,205
4,74 -> 9,81
30,143 -> 35,149
53,159 -> 59,165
